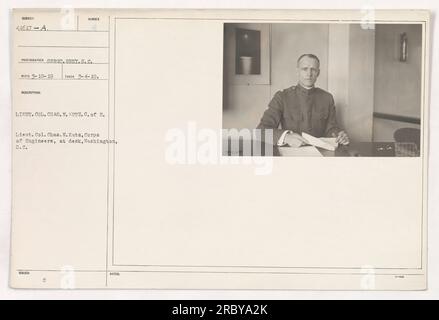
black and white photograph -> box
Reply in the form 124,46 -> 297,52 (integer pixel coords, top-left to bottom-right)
222,23 -> 424,157
4,7 -> 433,295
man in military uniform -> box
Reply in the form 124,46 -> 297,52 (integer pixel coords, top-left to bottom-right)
257,54 -> 349,147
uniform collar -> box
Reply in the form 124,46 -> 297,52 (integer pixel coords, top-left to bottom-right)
296,83 -> 315,95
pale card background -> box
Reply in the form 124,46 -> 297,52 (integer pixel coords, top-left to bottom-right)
0,0 -> 438,299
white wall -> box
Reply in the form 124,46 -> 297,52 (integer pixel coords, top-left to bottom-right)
270,23 -> 329,94
347,25 -> 376,142
374,118 -> 420,141
373,24 -> 422,141
327,24 -> 375,142
327,24 -> 350,130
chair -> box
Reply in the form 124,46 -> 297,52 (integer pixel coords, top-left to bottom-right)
393,128 -> 421,156
393,128 -> 420,149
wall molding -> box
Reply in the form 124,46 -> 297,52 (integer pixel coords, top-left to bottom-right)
373,112 -> 421,125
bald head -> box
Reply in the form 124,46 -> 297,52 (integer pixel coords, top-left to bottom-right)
297,54 -> 320,68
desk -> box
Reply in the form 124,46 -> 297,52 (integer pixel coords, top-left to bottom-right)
318,142 -> 419,157
223,139 -> 419,157
319,142 -> 396,157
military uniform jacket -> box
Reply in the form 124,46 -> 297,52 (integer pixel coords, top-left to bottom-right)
257,84 -> 342,143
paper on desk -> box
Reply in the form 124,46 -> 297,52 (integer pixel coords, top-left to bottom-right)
320,137 -> 338,148
302,132 -> 337,151
278,145 -> 323,157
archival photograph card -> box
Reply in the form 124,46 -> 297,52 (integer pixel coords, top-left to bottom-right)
10,9 -> 429,290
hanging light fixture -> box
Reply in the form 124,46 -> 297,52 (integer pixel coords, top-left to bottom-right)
399,32 -> 408,62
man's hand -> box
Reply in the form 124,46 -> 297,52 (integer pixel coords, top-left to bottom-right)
284,132 -> 308,147
333,130 -> 349,145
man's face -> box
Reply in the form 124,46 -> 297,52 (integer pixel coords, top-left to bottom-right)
297,56 -> 320,88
